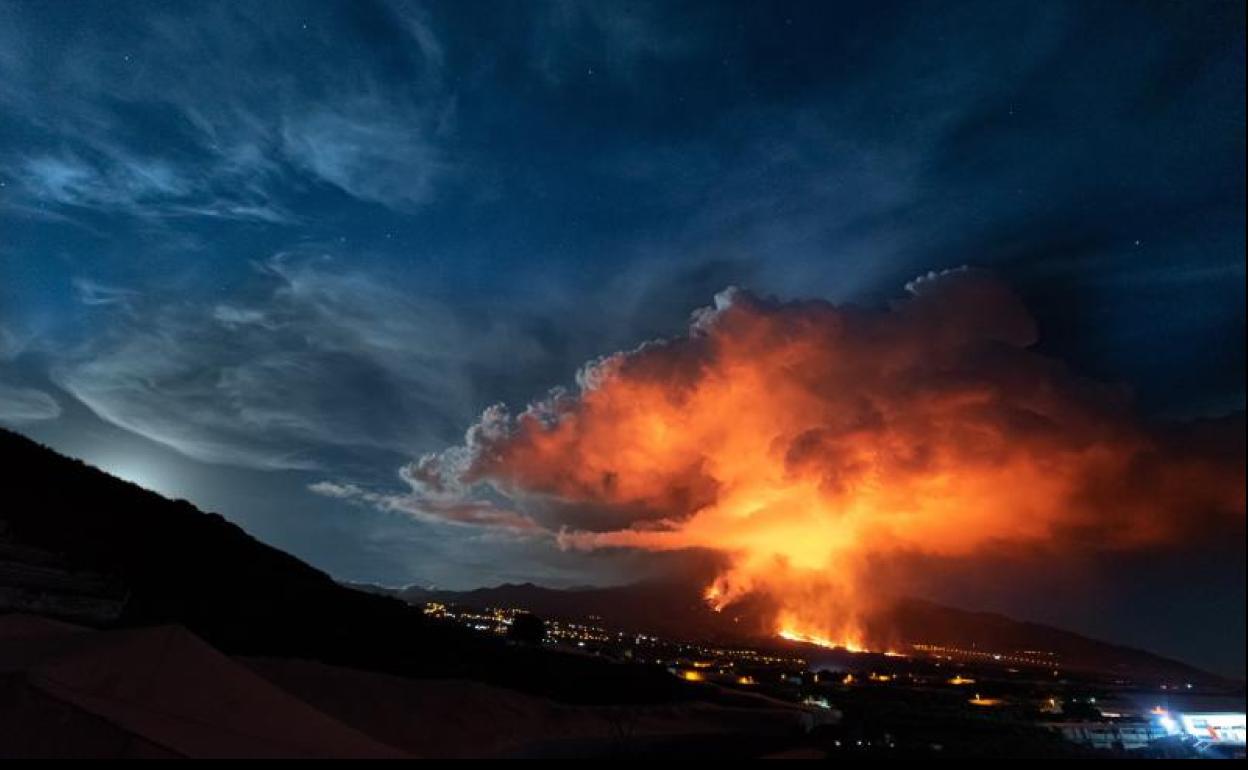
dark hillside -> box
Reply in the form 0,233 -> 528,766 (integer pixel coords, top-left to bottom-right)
0,428 -> 696,704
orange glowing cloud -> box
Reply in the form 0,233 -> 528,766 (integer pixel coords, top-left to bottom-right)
407,269 -> 1244,648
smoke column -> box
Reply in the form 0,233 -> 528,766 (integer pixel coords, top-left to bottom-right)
408,270 -> 1245,648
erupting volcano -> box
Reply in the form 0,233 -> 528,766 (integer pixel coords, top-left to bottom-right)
405,270 -> 1244,650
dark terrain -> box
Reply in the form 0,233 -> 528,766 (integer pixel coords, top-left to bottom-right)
0,427 -> 695,705
378,580 -> 1225,686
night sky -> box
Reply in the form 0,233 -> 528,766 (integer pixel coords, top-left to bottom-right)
0,1 -> 1243,676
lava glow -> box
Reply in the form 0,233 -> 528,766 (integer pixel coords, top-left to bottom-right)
778,627 -> 868,653
412,272 -> 1245,649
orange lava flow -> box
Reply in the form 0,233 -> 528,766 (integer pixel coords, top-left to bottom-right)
778,627 -> 868,653
415,273 -> 1245,648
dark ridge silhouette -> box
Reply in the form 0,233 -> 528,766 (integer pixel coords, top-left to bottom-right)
0,428 -> 698,705
0,429 -> 447,664
874,598 -> 1227,685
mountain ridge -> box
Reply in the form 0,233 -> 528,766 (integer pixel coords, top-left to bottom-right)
362,580 -> 1229,686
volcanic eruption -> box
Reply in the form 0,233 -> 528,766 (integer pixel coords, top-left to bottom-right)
400,269 -> 1245,650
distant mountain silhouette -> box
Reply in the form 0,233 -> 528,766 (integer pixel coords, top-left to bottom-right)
381,581 -> 1226,686
874,598 -> 1226,685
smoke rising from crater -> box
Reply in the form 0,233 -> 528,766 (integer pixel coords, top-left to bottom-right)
406,270 -> 1245,646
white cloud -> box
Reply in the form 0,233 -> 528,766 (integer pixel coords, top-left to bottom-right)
281,104 -> 446,209
10,150 -> 290,223
0,383 -> 61,423
308,480 -> 367,499
308,475 -> 543,533
73,278 -> 139,309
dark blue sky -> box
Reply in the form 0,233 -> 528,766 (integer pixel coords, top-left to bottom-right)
0,1 -> 1243,675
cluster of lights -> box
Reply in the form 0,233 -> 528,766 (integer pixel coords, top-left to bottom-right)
424,602 -> 812,676
427,605 -> 524,635
430,601 -> 1239,737
911,643 -> 1058,668
702,645 -> 802,666
545,619 -> 613,645
420,599 -> 1248,756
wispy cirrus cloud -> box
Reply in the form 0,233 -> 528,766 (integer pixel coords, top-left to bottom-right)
18,155 -> 185,206
0,326 -> 25,362
308,477 -> 542,533
0,383 -> 61,424
281,105 -> 449,209
0,1 -> 452,219
53,255 -> 562,470
72,277 -> 140,310
527,0 -> 702,84
0,323 -> 59,424
8,148 -> 295,223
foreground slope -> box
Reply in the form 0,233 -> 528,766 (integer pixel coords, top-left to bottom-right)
0,428 -> 693,703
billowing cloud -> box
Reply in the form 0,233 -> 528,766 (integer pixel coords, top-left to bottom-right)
402,271 -> 1245,647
